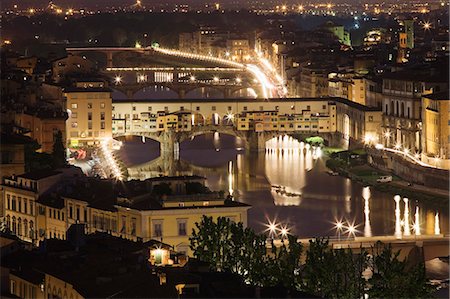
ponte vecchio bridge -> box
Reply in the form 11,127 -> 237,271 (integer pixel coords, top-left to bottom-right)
111,97 -> 382,165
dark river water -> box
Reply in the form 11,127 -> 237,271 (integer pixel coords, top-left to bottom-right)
115,134 -> 449,239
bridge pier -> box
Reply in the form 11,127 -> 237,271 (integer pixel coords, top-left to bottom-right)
105,51 -> 113,68
245,132 -> 267,152
224,88 -> 232,99
159,130 -> 179,176
126,89 -> 134,99
178,89 -> 186,99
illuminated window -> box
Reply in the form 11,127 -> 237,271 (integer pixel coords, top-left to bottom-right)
71,103 -> 78,109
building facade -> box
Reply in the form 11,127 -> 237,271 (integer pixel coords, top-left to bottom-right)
381,71 -> 448,152
64,82 -> 112,148
421,91 -> 450,169
1,174 -> 250,255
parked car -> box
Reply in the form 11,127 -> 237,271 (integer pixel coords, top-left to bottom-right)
377,175 -> 392,183
326,170 -> 339,176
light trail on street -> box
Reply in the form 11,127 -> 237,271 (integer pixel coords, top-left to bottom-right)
151,45 -> 287,98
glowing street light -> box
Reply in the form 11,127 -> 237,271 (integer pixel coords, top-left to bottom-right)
346,224 -> 356,237
190,75 -> 196,81
423,22 -> 432,30
235,77 -> 242,83
280,226 -> 289,238
394,143 -> 401,150
138,74 -> 146,82
334,220 -> 344,242
265,220 -> 279,238
213,76 -> 219,82
225,112 -> 235,123
114,75 -> 122,85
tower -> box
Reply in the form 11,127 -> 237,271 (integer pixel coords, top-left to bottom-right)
404,20 -> 414,49
397,33 -> 408,63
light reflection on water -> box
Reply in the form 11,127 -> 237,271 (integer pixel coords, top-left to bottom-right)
116,134 -> 448,238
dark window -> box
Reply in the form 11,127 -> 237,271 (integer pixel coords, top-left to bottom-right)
178,222 -> 187,236
154,223 -> 162,237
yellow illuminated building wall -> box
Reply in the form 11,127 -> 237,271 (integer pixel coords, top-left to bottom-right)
64,83 -> 112,148
9,272 -> 45,299
421,92 -> 450,169
45,273 -> 83,299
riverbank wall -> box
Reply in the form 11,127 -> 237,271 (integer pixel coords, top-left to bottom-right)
367,148 -> 449,190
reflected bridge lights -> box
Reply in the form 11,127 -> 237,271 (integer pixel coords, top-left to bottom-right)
435,212 -> 441,235
362,186 -> 372,238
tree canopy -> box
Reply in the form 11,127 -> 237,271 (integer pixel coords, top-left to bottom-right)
190,216 -> 434,298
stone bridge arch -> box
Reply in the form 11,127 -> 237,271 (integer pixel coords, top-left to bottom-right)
178,125 -> 244,144
229,86 -> 258,98
112,82 -> 186,99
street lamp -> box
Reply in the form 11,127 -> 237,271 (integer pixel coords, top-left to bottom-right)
347,225 -> 356,237
265,220 -> 279,239
114,75 -> 122,85
280,226 -> 289,239
225,112 -> 235,123
334,220 -> 344,242
423,22 -> 432,30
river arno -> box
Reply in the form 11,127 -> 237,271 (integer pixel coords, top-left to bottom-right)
115,134 -> 449,239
